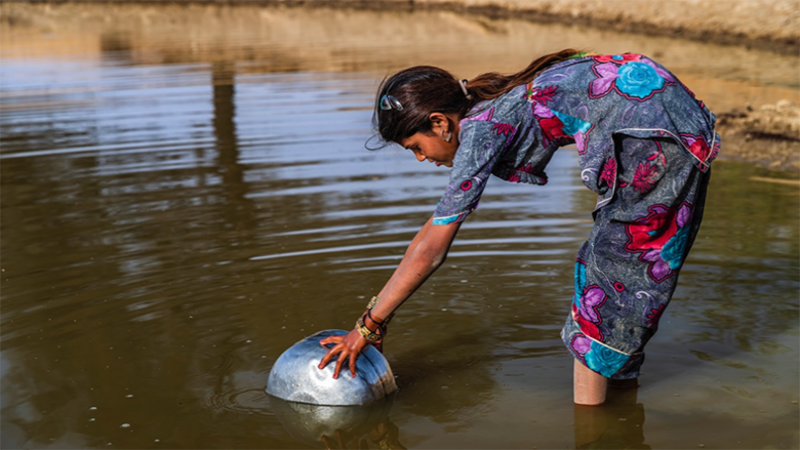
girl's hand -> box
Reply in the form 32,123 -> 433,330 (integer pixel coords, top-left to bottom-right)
318,329 -> 369,379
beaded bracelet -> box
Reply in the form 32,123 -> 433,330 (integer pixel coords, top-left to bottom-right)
355,315 -> 382,343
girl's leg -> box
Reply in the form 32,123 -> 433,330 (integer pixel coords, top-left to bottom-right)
573,359 -> 607,406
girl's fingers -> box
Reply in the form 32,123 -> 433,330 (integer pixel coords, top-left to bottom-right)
349,353 -> 358,378
333,352 -> 347,379
318,343 -> 342,369
319,336 -> 343,347
319,330 -> 368,378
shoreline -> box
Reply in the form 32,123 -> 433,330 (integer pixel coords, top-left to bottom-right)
716,101 -> 800,173
4,0 -> 799,172
10,0 -> 800,55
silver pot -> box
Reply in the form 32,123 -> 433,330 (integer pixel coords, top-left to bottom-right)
266,329 -> 398,406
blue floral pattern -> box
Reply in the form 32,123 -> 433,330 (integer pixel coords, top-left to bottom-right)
616,62 -> 665,99
585,341 -> 629,377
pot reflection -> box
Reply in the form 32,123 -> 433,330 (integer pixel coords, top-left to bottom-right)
269,394 -> 405,449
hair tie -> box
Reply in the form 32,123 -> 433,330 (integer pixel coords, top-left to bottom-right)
459,79 -> 473,100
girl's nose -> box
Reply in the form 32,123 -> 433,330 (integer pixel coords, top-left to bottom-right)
414,152 -> 426,162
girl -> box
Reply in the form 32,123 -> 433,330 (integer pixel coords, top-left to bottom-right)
318,49 -> 719,406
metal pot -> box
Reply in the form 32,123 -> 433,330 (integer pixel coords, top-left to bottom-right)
266,329 -> 398,406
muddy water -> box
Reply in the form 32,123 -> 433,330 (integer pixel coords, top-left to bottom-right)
1,3 -> 798,449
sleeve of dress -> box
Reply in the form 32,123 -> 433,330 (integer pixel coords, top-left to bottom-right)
432,115 -> 517,225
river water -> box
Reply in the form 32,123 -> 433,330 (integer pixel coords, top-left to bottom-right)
1,3 -> 798,449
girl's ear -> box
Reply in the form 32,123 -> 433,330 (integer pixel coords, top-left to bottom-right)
428,112 -> 450,132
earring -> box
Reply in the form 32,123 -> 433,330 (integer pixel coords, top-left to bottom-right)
441,130 -> 452,143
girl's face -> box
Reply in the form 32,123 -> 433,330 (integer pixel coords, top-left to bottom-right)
400,132 -> 459,167
399,112 -> 461,168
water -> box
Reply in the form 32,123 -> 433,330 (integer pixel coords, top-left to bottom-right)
1,3 -> 798,449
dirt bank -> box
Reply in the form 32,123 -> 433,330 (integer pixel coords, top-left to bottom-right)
4,0 -> 799,172
43,0 -> 798,54
716,101 -> 800,172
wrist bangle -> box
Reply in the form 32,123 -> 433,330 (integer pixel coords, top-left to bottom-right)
367,296 -> 380,309
356,315 -> 382,343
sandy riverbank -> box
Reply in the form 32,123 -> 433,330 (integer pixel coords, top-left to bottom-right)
43,0 -> 799,54
3,0 -> 799,172
716,101 -> 800,172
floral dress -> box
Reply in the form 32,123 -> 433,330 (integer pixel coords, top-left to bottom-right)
432,53 -> 719,379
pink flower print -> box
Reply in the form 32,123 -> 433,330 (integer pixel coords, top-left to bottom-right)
571,334 -> 592,356
644,303 -> 666,327
676,202 -> 691,228
493,123 -> 515,136
515,163 -> 536,174
525,84 -> 557,105
465,107 -> 495,123
492,122 -> 517,148
507,173 -> 521,183
572,286 -> 607,341
632,161 -> 660,193
574,130 -> 588,155
590,62 -> 619,98
640,250 -> 672,281
600,157 -> 617,187
532,102 -> 554,118
579,286 -> 606,323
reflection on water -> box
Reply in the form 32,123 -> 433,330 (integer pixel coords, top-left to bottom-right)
268,395 -> 402,449
1,3 -> 798,449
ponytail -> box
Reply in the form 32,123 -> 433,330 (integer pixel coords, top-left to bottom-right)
370,49 -> 583,148
466,49 -> 582,102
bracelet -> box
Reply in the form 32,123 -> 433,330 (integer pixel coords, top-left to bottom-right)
356,315 -> 383,343
366,295 -> 380,309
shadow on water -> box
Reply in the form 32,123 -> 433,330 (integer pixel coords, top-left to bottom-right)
0,2 -> 798,449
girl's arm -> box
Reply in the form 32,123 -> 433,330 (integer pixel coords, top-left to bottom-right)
377,215 -> 437,303
318,216 -> 462,378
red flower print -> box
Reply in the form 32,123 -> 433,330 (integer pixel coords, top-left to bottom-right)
689,140 -> 710,161
625,205 -> 680,252
493,123 -> 515,136
644,303 -> 666,327
632,161 -> 660,194
599,157 -> 617,187
537,116 -> 568,144
625,203 -> 693,282
680,133 -> 712,163
593,54 -> 642,64
572,304 -> 603,341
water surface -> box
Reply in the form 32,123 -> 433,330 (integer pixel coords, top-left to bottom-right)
1,3 -> 798,449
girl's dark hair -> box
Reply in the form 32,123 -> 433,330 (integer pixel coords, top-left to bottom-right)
370,48 -> 581,148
